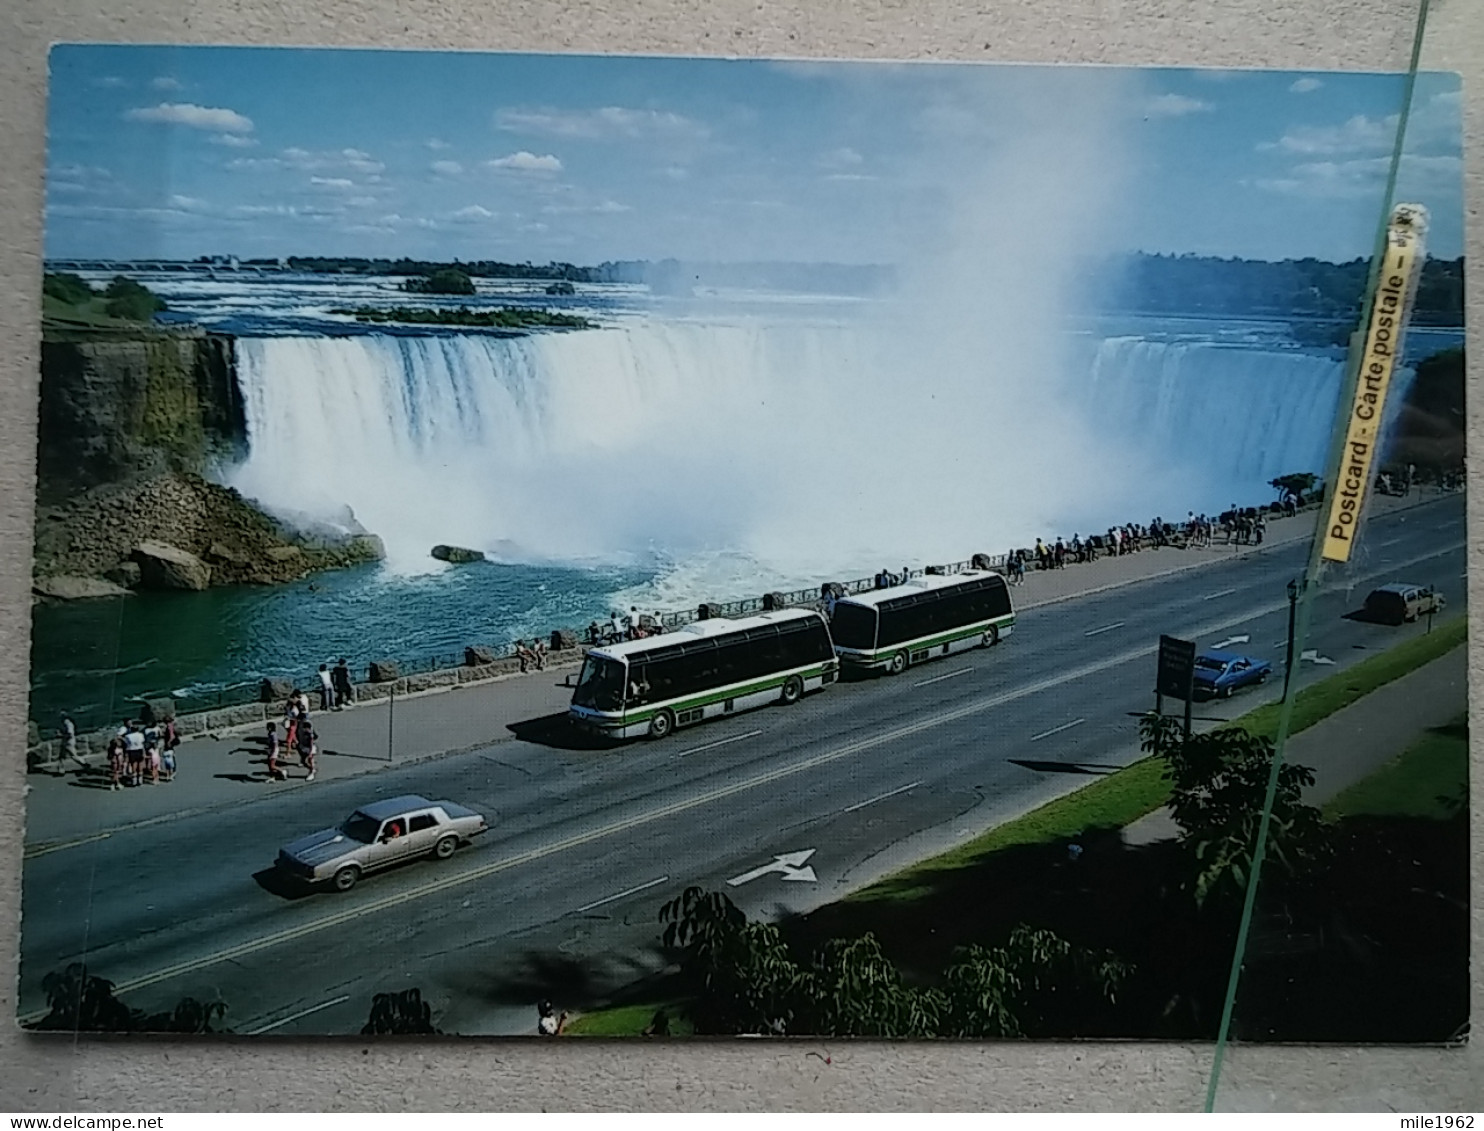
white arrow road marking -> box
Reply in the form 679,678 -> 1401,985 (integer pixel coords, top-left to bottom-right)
26,536 -> 1459,1019
727,849 -> 817,886
844,780 -> 922,813
244,995 -> 351,1035
1299,650 -> 1335,665
573,875 -> 671,914
1212,634 -> 1250,650
1204,588 -> 1238,601
1030,718 -> 1085,742
914,667 -> 972,688
676,729 -> 762,758
1084,622 -> 1124,637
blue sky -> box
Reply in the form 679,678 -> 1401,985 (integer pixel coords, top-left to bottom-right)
44,46 -> 1463,264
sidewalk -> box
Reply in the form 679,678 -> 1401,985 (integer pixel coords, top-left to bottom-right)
22,490 -> 1459,849
1123,644 -> 1467,845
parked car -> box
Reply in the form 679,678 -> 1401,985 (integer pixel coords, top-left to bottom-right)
276,794 -> 488,892
1363,583 -> 1445,625
1192,650 -> 1272,698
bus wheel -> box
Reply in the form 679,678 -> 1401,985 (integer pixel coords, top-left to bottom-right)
780,675 -> 804,705
648,710 -> 675,740
887,651 -> 908,676
983,626 -> 1000,647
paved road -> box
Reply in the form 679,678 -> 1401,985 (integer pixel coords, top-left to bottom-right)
19,495 -> 1466,1035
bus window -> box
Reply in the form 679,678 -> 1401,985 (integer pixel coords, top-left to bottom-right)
830,603 -> 878,650
572,655 -> 626,712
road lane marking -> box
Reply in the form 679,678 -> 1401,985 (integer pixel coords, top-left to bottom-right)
573,875 -> 671,914
676,729 -> 762,758
1084,622 -> 1124,637
1030,719 -> 1085,742
23,831 -> 112,859
1377,537 -> 1404,548
245,994 -> 351,1035
1203,588 -> 1237,601
844,781 -> 923,813
24,538 -> 1463,1015
914,667 -> 971,687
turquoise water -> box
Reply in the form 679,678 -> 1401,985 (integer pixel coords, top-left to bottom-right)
30,558 -> 650,730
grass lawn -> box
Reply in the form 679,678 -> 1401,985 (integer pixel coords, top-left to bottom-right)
848,614 -> 1466,906
564,1002 -> 692,1037
1323,711 -> 1469,821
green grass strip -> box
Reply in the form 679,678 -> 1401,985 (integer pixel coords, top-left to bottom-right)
563,1002 -> 693,1037
1323,710 -> 1468,821
849,614 -> 1466,906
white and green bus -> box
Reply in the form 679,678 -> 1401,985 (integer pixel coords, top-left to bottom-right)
829,569 -> 1014,675
568,608 -> 838,741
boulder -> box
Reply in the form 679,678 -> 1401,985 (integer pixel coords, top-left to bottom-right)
140,697 -> 175,724
259,677 -> 293,703
368,660 -> 401,683
32,575 -> 131,600
431,544 -> 486,564
550,629 -> 577,651
104,561 -> 142,589
133,541 -> 211,591
464,645 -> 497,666
206,541 -> 250,566
266,545 -> 302,563
349,534 -> 387,561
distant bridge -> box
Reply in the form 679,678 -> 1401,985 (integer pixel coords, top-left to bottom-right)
46,259 -> 291,276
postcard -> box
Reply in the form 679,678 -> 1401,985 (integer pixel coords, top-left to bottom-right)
23,46 -> 1465,1040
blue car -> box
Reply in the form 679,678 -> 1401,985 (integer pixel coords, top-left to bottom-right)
1192,650 -> 1272,698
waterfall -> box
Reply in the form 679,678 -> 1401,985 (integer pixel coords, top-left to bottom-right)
228,322 -> 1403,581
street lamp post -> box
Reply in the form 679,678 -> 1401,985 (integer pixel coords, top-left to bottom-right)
1284,577 -> 1301,700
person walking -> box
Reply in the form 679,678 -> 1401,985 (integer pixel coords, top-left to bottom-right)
264,722 -> 285,781
297,721 -> 317,782
58,714 -> 86,772
317,664 -> 334,712
123,722 -> 146,787
537,1000 -> 567,1036
107,735 -> 125,792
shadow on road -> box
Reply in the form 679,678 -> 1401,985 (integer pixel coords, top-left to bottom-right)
252,867 -> 317,901
1007,759 -> 1120,776
448,945 -> 666,1015
506,712 -> 614,751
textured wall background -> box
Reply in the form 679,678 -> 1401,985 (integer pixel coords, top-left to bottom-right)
0,0 -> 1479,1111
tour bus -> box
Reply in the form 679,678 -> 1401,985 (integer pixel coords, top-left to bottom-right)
829,569 -> 1015,675
568,608 -> 838,741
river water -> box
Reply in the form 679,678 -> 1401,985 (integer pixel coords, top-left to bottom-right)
29,271 -> 1462,728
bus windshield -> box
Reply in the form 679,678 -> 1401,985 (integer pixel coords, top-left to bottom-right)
829,603 -> 878,650
572,655 -> 626,711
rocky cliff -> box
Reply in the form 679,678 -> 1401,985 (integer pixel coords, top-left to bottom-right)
34,329 -> 386,594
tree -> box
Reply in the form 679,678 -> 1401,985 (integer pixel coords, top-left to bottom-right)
792,934 -> 944,1037
42,271 -> 96,306
31,963 -> 226,1032
403,267 -> 475,295
361,988 -> 439,1035
1138,714 -> 1328,907
102,276 -> 167,322
1269,472 -> 1317,504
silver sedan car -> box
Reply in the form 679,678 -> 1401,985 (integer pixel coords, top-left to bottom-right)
276,794 -> 489,891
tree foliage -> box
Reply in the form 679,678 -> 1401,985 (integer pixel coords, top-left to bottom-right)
659,887 -> 1128,1037
1269,472 -> 1317,502
102,276 -> 167,322
402,267 -> 476,295
43,271 -> 96,306
31,963 -> 226,1033
1138,714 -> 1328,907
361,988 -> 439,1035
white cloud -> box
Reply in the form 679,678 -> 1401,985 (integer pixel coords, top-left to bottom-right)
93,76 -> 127,89
310,176 -> 355,190
663,165 -> 689,181
450,204 -> 495,222
1265,113 -> 1393,155
431,160 -> 464,176
496,106 -> 708,141
825,172 -> 877,183
539,198 -> 631,215
488,151 -> 563,173
151,76 -> 183,91
425,138 -> 451,150
210,133 -> 258,148
1144,93 -> 1213,118
1289,78 -> 1323,94
125,102 -> 254,133
230,146 -> 384,175
167,194 -> 206,210
1191,69 -> 1243,84
818,146 -> 863,168
378,212 -> 439,229
1255,153 -> 1462,199
347,196 -> 377,207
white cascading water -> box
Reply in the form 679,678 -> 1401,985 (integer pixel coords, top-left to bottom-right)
229,321 -> 1367,586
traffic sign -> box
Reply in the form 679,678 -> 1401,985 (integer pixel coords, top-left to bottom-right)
1156,635 -> 1197,701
